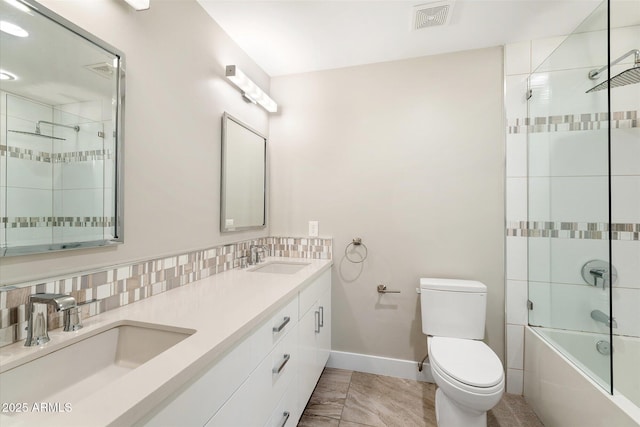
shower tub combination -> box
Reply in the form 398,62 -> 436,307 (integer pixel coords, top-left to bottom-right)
525,328 -> 640,426
520,0 -> 640,425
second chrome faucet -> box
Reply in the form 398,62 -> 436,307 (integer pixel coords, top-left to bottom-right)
24,293 -> 82,347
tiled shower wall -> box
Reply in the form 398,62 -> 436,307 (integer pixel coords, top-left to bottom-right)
0,236 -> 332,347
505,26 -> 640,394
0,92 -> 115,248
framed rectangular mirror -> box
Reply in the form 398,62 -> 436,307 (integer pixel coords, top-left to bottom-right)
220,113 -> 266,232
0,0 -> 125,256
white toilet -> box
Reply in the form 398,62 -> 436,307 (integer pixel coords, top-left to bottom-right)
419,278 -> 504,427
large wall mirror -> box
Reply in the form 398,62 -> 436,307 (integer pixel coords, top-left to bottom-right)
0,0 -> 125,256
221,113 -> 266,232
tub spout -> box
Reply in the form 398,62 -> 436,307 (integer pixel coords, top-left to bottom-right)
591,309 -> 617,328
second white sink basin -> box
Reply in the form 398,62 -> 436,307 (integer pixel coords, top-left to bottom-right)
0,321 -> 195,411
249,261 -> 310,274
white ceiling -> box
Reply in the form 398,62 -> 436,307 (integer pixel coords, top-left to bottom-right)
197,0 -> 603,77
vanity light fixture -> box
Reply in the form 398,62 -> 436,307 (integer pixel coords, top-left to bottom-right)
225,65 -> 278,113
0,20 -> 29,37
0,69 -> 17,80
123,0 -> 149,11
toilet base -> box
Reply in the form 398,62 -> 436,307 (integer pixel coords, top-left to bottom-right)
435,388 -> 487,427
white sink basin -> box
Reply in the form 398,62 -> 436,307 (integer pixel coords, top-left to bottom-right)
0,321 -> 194,411
249,261 -> 310,274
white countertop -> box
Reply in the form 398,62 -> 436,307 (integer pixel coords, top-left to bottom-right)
0,257 -> 333,426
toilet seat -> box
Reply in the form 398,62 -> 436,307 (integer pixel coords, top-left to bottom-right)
429,337 -> 504,391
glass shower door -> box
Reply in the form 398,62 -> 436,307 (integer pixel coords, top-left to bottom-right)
527,0 -> 613,393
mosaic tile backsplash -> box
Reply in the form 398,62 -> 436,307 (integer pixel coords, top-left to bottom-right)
0,236 -> 332,347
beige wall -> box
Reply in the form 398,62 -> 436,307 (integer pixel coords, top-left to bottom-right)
269,47 -> 506,362
0,0 -> 270,285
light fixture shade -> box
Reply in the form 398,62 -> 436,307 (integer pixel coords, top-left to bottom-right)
124,0 -> 149,11
225,65 -> 278,113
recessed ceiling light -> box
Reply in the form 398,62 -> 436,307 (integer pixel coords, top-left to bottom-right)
3,0 -> 32,15
0,70 -> 18,80
0,20 -> 29,37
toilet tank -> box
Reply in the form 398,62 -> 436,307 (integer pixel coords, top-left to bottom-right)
419,278 -> 487,339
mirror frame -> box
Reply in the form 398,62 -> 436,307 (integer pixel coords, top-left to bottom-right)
220,112 -> 267,233
0,0 -> 125,256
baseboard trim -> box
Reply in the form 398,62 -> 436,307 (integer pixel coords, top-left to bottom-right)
327,350 -> 434,383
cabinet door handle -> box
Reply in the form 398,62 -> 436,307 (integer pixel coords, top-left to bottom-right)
315,311 -> 321,333
278,411 -> 290,427
319,306 -> 324,327
273,316 -> 291,333
272,353 -> 291,374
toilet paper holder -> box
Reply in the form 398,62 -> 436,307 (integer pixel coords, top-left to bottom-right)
377,284 -> 400,294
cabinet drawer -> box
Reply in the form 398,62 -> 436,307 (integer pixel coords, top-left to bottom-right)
250,296 -> 298,369
299,269 -> 330,319
141,334 -> 253,426
264,381 -> 299,427
207,323 -> 298,427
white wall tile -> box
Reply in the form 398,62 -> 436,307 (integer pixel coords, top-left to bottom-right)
612,287 -> 640,337
528,281 -> 551,327
506,280 -> 528,325
550,176 -> 609,223
506,134 -> 527,178
528,177 -> 551,221
528,237 -> 551,283
611,128 -> 640,176
506,177 -> 527,221
528,133 -> 550,178
507,324 -> 525,369
60,160 -> 105,190
506,236 -> 528,281
506,368 -> 524,395
6,157 -> 52,191
505,41 -> 531,76
5,94 -> 52,122
6,187 -> 52,217
546,130 -> 608,177
611,176 -> 640,224
612,240 -> 640,289
531,36 -> 566,72
505,74 -> 529,121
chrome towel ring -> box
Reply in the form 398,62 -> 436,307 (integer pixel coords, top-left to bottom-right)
345,237 -> 368,263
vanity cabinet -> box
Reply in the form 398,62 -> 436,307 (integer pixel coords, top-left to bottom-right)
139,268 -> 331,427
298,269 -> 332,414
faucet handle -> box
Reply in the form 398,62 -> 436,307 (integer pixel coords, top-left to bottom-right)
63,307 -> 83,332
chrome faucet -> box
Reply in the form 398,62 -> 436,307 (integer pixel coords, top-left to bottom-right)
248,245 -> 269,265
591,309 -> 617,329
25,294 -> 81,346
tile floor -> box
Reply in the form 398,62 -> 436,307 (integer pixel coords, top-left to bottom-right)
298,368 -> 544,427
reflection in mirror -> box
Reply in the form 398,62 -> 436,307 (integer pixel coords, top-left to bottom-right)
0,0 -> 125,256
221,113 -> 266,232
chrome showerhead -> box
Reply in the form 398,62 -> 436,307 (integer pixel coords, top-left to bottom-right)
587,48 -> 640,93
587,66 -> 640,93
8,129 -> 66,141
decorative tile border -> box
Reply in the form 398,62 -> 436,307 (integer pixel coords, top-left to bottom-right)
0,145 -> 51,162
0,236 -> 332,347
507,110 -> 638,134
0,144 -> 112,163
2,216 -> 116,229
507,221 -> 639,241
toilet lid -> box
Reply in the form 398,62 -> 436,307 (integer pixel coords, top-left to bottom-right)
430,337 -> 503,388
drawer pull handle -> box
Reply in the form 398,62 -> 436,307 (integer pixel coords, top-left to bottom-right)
279,411 -> 290,427
273,316 -> 291,333
315,311 -> 321,333
273,353 -> 291,374
319,306 -> 324,327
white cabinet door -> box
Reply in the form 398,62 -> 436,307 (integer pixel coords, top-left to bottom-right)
317,285 -> 331,368
297,301 -> 320,415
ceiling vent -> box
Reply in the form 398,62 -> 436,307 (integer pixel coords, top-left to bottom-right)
84,62 -> 115,79
413,1 -> 454,30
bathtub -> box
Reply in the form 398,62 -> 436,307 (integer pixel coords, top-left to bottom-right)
524,326 -> 640,427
